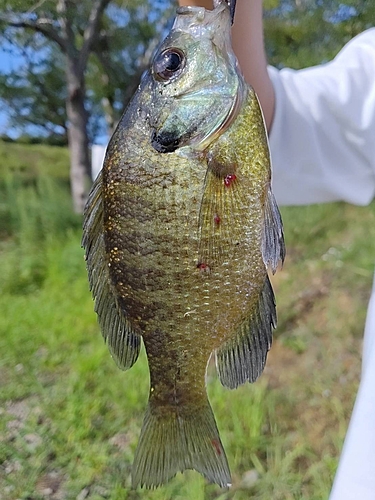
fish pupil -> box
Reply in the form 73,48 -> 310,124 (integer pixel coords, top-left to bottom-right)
164,52 -> 181,71
153,48 -> 185,81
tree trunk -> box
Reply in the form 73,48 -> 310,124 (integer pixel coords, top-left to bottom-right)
65,58 -> 92,214
101,94 -> 117,137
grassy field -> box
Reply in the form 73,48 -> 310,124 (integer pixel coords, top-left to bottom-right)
0,140 -> 374,500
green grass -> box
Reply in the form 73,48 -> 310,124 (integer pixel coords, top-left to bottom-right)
0,140 -> 374,499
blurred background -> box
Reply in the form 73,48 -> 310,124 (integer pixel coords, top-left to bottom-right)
0,1 -> 374,499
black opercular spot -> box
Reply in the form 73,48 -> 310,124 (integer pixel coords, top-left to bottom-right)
151,130 -> 181,153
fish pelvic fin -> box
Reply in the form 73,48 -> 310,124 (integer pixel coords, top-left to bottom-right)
132,402 -> 231,489
216,275 -> 276,388
262,186 -> 285,274
82,172 -> 141,370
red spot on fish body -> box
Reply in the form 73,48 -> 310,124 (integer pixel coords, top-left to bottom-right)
214,214 -> 221,225
197,262 -> 210,273
224,174 -> 237,187
211,438 -> 222,456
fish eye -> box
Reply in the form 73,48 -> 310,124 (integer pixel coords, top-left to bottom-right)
153,48 -> 185,82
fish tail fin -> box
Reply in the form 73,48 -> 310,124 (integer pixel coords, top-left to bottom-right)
132,402 -> 231,489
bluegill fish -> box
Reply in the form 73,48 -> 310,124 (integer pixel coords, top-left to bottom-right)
82,0 -> 284,489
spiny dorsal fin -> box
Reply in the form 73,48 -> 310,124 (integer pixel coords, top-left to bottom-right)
82,172 -> 141,370
262,186 -> 285,274
132,402 -> 231,488
215,275 -> 276,388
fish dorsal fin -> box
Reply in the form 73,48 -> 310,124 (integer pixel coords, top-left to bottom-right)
262,186 -> 285,274
82,173 -> 141,370
215,275 -> 276,388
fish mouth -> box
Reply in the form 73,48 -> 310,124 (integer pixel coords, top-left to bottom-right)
151,130 -> 190,154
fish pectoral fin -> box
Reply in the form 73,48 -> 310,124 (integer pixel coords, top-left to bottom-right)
132,402 -> 231,489
198,166 -> 247,267
82,173 -> 141,370
215,275 -> 276,388
262,186 -> 285,274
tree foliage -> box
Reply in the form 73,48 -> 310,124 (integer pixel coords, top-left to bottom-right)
0,44 -> 68,142
87,1 -> 174,135
264,0 -> 375,69
0,0 -> 174,212
1,0 -> 113,212
0,0 -> 174,142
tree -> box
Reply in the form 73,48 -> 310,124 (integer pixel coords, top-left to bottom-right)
264,0 -> 375,69
1,0 -> 111,213
0,0 -> 174,212
87,1 -> 174,136
0,44 -> 68,143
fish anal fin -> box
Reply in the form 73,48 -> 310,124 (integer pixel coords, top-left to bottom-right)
216,275 -> 276,389
262,186 -> 285,274
132,402 -> 231,488
82,173 -> 141,371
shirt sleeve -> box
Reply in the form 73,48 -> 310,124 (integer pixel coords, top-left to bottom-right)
268,28 -> 375,206
329,277 -> 375,500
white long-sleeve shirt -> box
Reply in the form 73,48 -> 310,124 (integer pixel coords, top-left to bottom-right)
268,28 -> 375,500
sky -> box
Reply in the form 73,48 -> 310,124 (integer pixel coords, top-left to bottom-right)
0,43 -> 24,138
0,52 -> 11,135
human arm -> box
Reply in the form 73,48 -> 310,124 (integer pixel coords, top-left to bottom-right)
269,29 -> 375,206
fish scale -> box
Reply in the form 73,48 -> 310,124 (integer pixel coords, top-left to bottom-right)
83,1 -> 284,489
